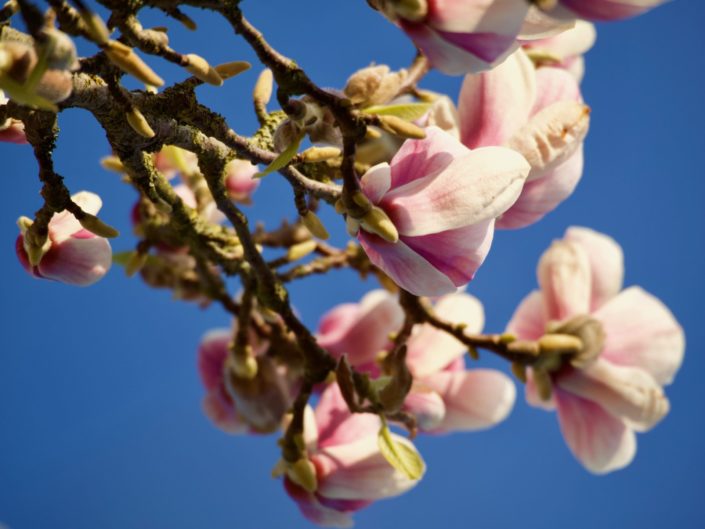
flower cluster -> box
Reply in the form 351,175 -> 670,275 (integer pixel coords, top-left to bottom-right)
3,0 -> 685,527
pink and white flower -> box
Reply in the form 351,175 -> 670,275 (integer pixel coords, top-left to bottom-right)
374,0 -> 532,75
16,191 -> 112,286
197,328 -> 293,434
283,382 -> 423,527
403,292 -> 516,433
355,126 -> 530,296
506,227 -> 684,474
224,158 -> 260,204
316,290 -> 515,434
459,48 -> 590,229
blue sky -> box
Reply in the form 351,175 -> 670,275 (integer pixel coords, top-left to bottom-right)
1,1 -> 704,528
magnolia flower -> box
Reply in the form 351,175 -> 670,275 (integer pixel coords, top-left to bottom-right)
540,0 -> 667,22
0,91 -> 27,143
522,20 -> 597,81
197,328 -> 293,434
224,158 -> 259,203
16,191 -> 112,286
459,48 -> 590,229
506,227 -> 684,474
403,293 -> 516,433
354,126 -> 530,296
372,0 -> 531,75
316,290 -> 515,433
283,382 -> 423,528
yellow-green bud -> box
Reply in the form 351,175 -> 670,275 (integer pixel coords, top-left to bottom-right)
126,107 -> 155,139
286,458 -> 318,493
361,205 -> 399,243
301,146 -> 341,163
78,214 -> 120,238
105,40 -> 164,87
253,68 -> 273,106
214,61 -> 251,81
301,211 -> 330,240
377,114 -> 426,139
185,54 -> 223,86
286,240 -> 318,262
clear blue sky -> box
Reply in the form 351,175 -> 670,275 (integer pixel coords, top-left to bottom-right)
1,1 -> 704,528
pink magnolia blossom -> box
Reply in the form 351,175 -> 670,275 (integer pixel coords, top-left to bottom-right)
316,290 -> 515,433
224,158 -> 260,204
541,0 -> 667,22
284,382 -> 423,527
375,0 -> 532,75
522,20 -> 597,81
197,328 -> 293,434
15,191 -> 112,286
403,292 -> 516,433
355,126 -> 530,296
459,48 -> 590,229
506,227 -> 684,474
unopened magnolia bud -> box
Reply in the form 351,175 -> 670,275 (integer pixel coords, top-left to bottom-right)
334,199 -> 345,214
16,216 -> 33,234
512,362 -> 527,383
538,334 -> 584,355
185,54 -> 223,86
125,251 -> 148,277
344,65 -> 407,107
214,61 -> 250,80
126,107 -> 155,138
232,351 -> 258,380
43,28 -> 79,71
105,40 -> 164,87
78,214 -> 119,238
301,210 -> 329,240
361,206 -> 399,243
351,190 -> 372,211
286,458 -> 318,493
533,368 -> 553,401
346,216 -> 360,238
392,0 -> 428,21
301,146 -> 341,163
172,11 -> 197,31
35,69 -> 73,103
79,10 -> 111,45
286,240 -> 318,262
253,68 -> 273,106
100,155 -> 126,173
377,114 -> 426,139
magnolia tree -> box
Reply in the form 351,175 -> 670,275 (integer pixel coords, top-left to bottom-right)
2,0 -> 685,527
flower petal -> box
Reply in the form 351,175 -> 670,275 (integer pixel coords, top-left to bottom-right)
202,389 -> 246,434
314,433 -> 423,501
383,146 -> 530,236
557,359 -> 669,433
564,226 -> 624,310
537,238 -> 591,321
557,0 -> 664,21
531,66 -> 583,116
506,290 -> 549,341
426,0 -> 530,35
360,163 -> 392,205
403,385 -> 446,431
459,48 -> 536,147
49,191 -> 104,242
358,232 -> 456,297
400,21 -> 517,76
594,286 -> 685,385
496,145 -> 584,229
424,369 -> 516,433
317,290 -> 403,367
401,220 -> 494,288
197,329 -> 230,390
389,126 -> 470,189
284,480 -> 355,529
316,383 -> 381,449
406,292 -> 485,378
555,387 -> 636,474
38,235 -> 112,286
